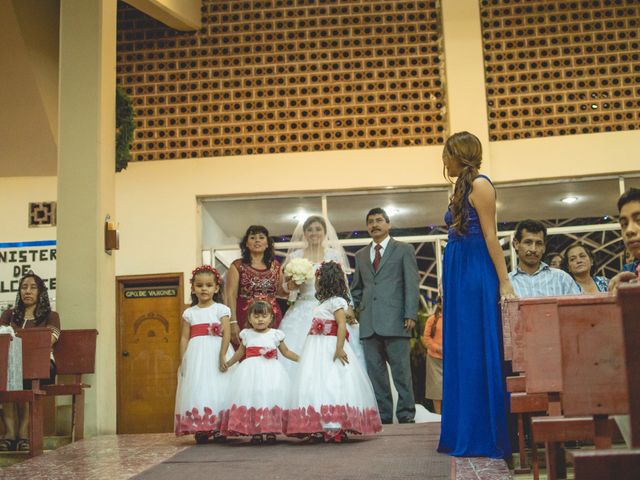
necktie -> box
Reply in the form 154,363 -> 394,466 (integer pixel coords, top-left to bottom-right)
373,244 -> 382,272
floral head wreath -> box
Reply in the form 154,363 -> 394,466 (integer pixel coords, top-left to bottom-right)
247,295 -> 271,307
315,262 -> 326,278
190,265 -> 223,287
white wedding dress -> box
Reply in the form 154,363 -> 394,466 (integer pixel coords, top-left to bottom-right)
279,248 -> 365,376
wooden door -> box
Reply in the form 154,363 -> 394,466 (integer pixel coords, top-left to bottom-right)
116,274 -> 184,434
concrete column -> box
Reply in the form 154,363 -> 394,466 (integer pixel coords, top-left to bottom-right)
441,0 -> 492,172
57,0 -> 117,436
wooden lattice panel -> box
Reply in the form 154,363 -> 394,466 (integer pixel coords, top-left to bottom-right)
481,0 -> 640,141
116,0 -> 447,161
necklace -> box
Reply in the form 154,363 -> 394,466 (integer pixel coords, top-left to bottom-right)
22,312 -> 35,329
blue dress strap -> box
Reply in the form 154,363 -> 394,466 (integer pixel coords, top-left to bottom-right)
473,174 -> 496,198
474,174 -> 494,186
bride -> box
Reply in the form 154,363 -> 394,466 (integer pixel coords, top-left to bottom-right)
280,215 -> 365,375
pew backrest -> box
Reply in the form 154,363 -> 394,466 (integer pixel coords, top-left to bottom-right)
0,334 -> 11,391
617,284 -> 640,448
16,328 -> 52,381
520,297 -> 564,394
53,329 -> 98,375
557,294 -> 627,417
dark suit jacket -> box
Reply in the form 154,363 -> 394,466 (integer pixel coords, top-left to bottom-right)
350,237 -> 420,339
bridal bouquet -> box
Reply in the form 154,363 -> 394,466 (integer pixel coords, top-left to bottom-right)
284,257 -> 315,303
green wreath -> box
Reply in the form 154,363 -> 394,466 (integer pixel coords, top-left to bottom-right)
116,86 -> 135,172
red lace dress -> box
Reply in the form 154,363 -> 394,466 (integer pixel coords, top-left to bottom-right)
233,259 -> 283,329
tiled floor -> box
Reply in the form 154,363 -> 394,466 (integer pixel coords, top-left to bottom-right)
453,457 -> 513,480
0,434 -> 191,480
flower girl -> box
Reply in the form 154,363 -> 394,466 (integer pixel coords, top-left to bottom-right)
221,299 -> 299,444
287,261 -> 382,442
175,266 -> 235,443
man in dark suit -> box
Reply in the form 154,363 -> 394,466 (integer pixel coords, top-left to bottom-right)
350,207 -> 420,424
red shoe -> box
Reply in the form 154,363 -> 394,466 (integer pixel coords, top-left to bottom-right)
333,431 -> 348,443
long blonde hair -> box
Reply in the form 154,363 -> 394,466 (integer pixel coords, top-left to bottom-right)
443,131 -> 483,236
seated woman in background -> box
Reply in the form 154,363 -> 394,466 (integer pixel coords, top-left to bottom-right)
543,251 -> 563,269
421,297 -> 443,414
562,242 -> 608,293
0,273 -> 60,451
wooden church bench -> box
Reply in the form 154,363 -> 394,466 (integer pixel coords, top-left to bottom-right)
0,328 -> 52,457
42,329 -> 98,441
502,298 -> 558,473
571,284 -> 640,480
531,293 -> 626,480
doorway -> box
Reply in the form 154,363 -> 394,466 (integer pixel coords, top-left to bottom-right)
116,273 -> 184,433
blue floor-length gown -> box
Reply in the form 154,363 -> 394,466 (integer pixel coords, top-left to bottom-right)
437,177 -> 511,459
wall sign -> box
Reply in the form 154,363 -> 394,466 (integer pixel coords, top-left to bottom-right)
0,240 -> 56,311
124,288 -> 178,299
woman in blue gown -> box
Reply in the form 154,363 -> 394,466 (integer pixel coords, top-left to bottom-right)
437,131 -> 515,459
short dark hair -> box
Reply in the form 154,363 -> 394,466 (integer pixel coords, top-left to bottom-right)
366,207 -> 390,223
543,252 -> 562,265
514,219 -> 547,243
617,187 -> 640,213
239,225 -> 275,267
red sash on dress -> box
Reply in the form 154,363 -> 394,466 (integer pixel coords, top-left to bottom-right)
245,346 -> 278,359
308,318 -> 350,341
190,323 -> 223,338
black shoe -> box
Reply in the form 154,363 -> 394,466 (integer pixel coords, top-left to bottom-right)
398,418 -> 415,424
381,419 -> 393,424
212,432 -> 227,443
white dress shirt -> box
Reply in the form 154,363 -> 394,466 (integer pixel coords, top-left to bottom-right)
369,235 -> 391,263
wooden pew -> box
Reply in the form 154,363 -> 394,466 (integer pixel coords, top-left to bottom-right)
506,296 -> 620,479
0,328 -> 52,457
529,294 -> 624,480
42,329 -> 98,441
0,334 -> 11,391
617,284 -> 640,449
571,284 -> 640,480
502,298 -> 550,474
556,294 -> 626,445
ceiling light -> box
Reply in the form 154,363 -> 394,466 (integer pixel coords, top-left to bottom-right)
561,196 -> 578,204
386,207 -> 401,216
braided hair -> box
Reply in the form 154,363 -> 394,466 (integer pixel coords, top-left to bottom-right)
12,273 -> 52,326
315,261 -> 350,303
443,131 -> 483,236
189,265 -> 224,306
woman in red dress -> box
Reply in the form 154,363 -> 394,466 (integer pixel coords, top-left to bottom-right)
226,225 -> 284,342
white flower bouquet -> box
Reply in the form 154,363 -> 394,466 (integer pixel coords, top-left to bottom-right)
284,257 -> 315,302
